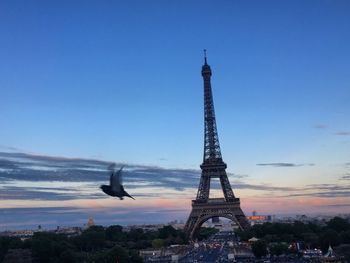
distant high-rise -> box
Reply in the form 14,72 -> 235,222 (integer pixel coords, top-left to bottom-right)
184,51 -> 250,239
212,216 -> 220,223
87,217 -> 95,228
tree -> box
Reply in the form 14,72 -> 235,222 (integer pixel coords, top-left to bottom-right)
73,226 -> 106,252
31,233 -> 55,263
174,236 -> 184,245
235,229 -> 254,241
0,237 -> 12,261
129,250 -> 143,263
106,245 -> 129,263
152,238 -> 164,248
293,221 -> 311,240
128,228 -> 144,242
59,249 -> 78,263
197,227 -> 219,241
269,243 -> 288,256
1,249 -> 32,263
106,225 -> 124,241
252,240 -> 267,258
340,230 -> 350,244
158,225 -> 177,239
303,232 -> 318,248
334,244 -> 350,262
319,229 -> 340,252
327,217 -> 350,232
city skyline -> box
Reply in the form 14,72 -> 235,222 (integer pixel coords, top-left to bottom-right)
1,0 -> 350,229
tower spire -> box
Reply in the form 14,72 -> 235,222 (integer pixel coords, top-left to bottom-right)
201,50 -> 222,164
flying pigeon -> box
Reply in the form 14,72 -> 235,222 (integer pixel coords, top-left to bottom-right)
100,164 -> 134,200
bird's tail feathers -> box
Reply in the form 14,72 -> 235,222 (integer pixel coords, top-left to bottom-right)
125,191 -> 135,200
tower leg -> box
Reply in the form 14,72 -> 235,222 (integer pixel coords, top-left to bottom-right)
196,175 -> 210,201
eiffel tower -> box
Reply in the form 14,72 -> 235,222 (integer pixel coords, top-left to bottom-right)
184,51 -> 250,239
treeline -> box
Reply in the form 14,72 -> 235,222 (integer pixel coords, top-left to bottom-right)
0,225 -> 187,263
236,216 -> 350,257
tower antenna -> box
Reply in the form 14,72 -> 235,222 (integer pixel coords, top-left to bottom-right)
204,49 -> 207,64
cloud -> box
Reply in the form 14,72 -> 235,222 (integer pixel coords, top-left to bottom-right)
0,151 -> 203,201
304,184 -> 350,191
313,124 -> 328,129
0,151 -> 197,184
324,204 -> 350,207
0,145 -> 22,152
279,183 -> 350,198
233,182 -> 295,191
341,175 -> 350,180
0,185 -> 105,201
285,191 -> 350,198
335,131 -> 350,136
228,173 -> 249,179
1,150 -> 350,223
267,183 -> 350,199
0,151 -> 308,204
256,163 -> 314,167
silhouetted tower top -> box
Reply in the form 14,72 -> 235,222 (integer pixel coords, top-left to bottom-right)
201,50 -> 224,165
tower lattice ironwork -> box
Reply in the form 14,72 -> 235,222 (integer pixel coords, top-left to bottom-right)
184,51 -> 250,239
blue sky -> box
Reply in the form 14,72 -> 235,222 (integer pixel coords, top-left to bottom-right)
0,0 -> 350,229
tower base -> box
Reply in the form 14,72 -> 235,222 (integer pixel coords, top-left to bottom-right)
184,198 -> 250,240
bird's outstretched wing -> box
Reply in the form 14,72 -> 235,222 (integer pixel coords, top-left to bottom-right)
108,163 -> 116,187
108,163 -> 116,171
111,167 -> 123,192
